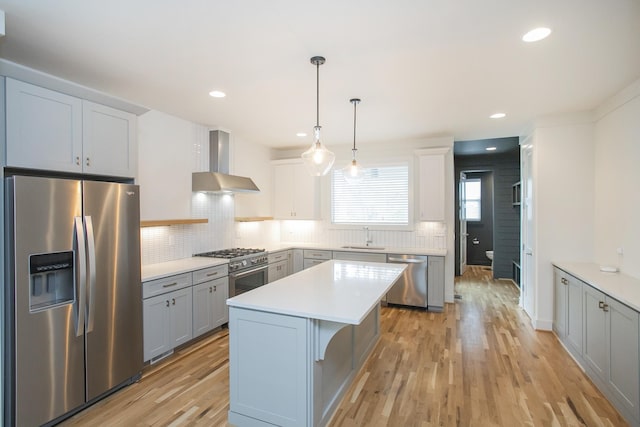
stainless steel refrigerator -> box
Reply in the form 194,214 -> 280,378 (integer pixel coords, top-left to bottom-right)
4,175 -> 143,426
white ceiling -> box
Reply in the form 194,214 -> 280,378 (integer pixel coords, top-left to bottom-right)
0,1 -> 639,149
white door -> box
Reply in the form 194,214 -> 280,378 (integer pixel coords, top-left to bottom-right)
521,144 -> 535,315
459,172 -> 468,275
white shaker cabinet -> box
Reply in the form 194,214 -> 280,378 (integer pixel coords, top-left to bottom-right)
5,78 -> 137,178
272,159 -> 320,220
82,100 -> 137,177
6,78 -> 83,173
416,148 -> 448,222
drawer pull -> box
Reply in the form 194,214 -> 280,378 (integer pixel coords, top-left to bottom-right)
603,303 -> 609,312
162,282 -> 178,288
599,301 -> 605,309
206,272 -> 219,277
172,298 -> 176,305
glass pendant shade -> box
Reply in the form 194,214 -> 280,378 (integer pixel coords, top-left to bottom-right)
342,98 -> 364,184
302,56 -> 335,176
302,126 -> 335,176
342,150 -> 365,184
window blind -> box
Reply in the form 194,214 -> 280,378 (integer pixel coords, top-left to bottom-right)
331,164 -> 409,225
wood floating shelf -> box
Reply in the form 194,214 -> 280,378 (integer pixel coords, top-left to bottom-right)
234,217 -> 274,222
140,218 -> 208,227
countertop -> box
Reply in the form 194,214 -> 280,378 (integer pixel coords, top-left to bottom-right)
264,243 -> 447,257
227,260 -> 406,324
140,244 -> 445,282
142,257 -> 228,282
553,262 -> 640,312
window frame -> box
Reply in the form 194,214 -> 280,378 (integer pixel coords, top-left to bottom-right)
327,160 -> 414,231
463,178 -> 482,222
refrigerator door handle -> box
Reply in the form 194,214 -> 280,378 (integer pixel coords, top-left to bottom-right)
85,216 -> 97,333
74,217 -> 86,337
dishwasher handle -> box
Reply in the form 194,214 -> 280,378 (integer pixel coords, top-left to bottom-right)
388,257 -> 427,264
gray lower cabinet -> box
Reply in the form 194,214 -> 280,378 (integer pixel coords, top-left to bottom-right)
584,287 -> 640,423
268,250 -> 290,282
427,256 -> 445,311
554,268 -> 583,357
143,286 -> 193,362
268,259 -> 289,282
192,277 -> 229,338
555,266 -> 640,425
303,249 -> 332,270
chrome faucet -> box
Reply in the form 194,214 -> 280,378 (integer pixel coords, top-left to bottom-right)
364,226 -> 373,247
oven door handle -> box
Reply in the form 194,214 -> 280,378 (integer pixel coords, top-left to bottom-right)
231,265 -> 268,279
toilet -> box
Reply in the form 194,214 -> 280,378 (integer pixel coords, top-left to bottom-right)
486,250 -> 494,269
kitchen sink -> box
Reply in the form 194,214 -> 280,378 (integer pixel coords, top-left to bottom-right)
340,245 -> 386,250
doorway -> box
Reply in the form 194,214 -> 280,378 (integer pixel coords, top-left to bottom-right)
460,171 -> 494,269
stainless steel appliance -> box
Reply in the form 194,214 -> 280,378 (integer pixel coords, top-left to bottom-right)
195,248 -> 267,296
386,254 -> 428,308
4,175 -> 143,426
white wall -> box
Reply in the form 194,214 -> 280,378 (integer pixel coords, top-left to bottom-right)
593,80 -> 640,277
137,110 -> 208,220
529,114 -> 595,329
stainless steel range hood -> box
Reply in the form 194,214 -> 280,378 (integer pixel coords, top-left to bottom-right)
192,130 -> 260,193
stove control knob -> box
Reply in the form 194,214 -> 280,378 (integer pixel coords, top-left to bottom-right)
242,260 -> 248,267
251,258 -> 257,264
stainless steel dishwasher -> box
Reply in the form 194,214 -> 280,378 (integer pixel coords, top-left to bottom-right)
386,254 -> 428,308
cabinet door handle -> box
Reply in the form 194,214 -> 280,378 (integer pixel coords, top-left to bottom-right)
76,156 -> 80,166
599,301 -> 605,309
166,300 -> 170,307
172,298 -> 176,305
209,287 -> 212,293
214,285 -> 217,292
603,303 -> 609,312
162,282 -> 178,288
207,272 -> 218,277
86,157 -> 91,166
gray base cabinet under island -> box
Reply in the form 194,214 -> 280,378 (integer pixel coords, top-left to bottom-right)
227,260 -> 406,427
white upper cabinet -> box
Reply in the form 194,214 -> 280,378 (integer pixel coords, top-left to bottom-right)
6,78 -> 137,178
416,148 -> 448,222
6,78 -> 83,173
82,100 -> 137,177
272,159 -> 320,220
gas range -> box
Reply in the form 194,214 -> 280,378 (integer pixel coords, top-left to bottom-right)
195,248 -> 268,273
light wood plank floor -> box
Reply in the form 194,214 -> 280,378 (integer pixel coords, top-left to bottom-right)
61,266 -> 626,426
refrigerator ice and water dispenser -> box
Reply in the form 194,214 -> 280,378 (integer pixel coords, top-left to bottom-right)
29,251 -> 74,311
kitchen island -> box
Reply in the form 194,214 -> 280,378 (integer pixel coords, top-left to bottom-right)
226,260 -> 406,427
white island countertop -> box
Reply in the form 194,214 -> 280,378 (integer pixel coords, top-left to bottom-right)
227,260 -> 406,325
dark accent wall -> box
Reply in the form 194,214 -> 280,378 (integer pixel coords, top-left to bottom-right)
455,150 -> 520,279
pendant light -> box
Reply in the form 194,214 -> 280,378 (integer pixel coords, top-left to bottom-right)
301,56 -> 335,176
342,98 -> 365,184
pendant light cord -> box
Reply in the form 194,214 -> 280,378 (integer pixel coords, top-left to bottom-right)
352,100 -> 357,151
316,61 -> 320,128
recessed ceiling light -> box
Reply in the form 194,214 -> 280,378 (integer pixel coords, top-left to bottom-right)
490,112 -> 506,119
522,27 -> 552,43
296,132 -> 307,137
209,90 -> 226,98
486,147 -> 497,151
